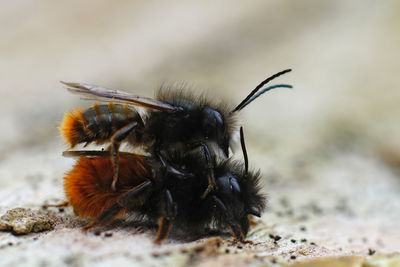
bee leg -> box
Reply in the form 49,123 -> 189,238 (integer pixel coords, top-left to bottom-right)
157,153 -> 193,179
117,180 -> 152,209
189,142 -> 216,199
83,202 -> 124,231
154,190 -> 176,244
110,122 -> 139,191
82,220 -> 98,231
228,223 -> 245,243
42,201 -> 69,209
154,217 -> 172,245
213,196 -> 245,242
202,174 -> 217,199
85,181 -> 152,231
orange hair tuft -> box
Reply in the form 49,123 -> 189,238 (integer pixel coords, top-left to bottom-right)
60,110 -> 85,147
64,155 -> 150,218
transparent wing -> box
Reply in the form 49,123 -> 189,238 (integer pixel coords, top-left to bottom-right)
61,81 -> 180,112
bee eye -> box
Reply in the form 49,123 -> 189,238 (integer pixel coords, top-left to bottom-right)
202,107 -> 224,135
217,175 -> 240,196
229,177 -> 240,193
202,107 -> 223,125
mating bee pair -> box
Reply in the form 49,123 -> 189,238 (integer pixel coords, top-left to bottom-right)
56,69 -> 292,243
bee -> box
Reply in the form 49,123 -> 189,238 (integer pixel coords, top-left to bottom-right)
60,69 -> 292,194
62,127 -> 265,243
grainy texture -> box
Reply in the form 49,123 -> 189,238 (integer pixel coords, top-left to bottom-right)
0,1 -> 399,266
0,208 -> 57,235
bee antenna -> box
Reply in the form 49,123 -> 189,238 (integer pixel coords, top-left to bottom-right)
238,84 -> 293,110
240,127 -> 248,174
232,69 -> 292,112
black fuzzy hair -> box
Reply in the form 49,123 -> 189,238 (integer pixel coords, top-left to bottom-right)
140,148 -> 266,239
216,159 -> 266,216
155,85 -> 239,142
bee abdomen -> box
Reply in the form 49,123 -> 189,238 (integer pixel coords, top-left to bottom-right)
64,155 -> 150,217
60,103 -> 142,147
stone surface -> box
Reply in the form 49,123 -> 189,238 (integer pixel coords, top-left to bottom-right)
0,1 -> 399,266
0,208 -> 57,235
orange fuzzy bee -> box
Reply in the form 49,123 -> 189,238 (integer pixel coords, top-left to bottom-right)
58,128 -> 265,244
59,69 -> 291,194
52,70 -> 292,243
63,153 -> 150,219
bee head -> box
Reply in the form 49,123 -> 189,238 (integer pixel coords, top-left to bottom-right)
211,164 -> 265,241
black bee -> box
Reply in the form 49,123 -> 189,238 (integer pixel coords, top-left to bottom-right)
63,127 -> 265,243
60,69 -> 292,193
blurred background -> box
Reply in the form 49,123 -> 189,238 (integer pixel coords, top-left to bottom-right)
1,0 -> 399,157
0,0 -> 399,263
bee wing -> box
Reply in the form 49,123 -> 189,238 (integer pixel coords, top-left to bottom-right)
63,150 -> 135,158
61,82 -> 180,112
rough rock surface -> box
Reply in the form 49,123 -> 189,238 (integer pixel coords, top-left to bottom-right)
0,208 -> 57,235
1,1 -> 399,266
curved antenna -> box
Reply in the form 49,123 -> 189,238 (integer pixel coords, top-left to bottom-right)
232,69 -> 292,112
240,127 -> 248,174
238,84 -> 293,111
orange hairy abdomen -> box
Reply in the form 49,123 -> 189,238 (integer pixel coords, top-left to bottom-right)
60,110 -> 86,147
64,155 -> 151,218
